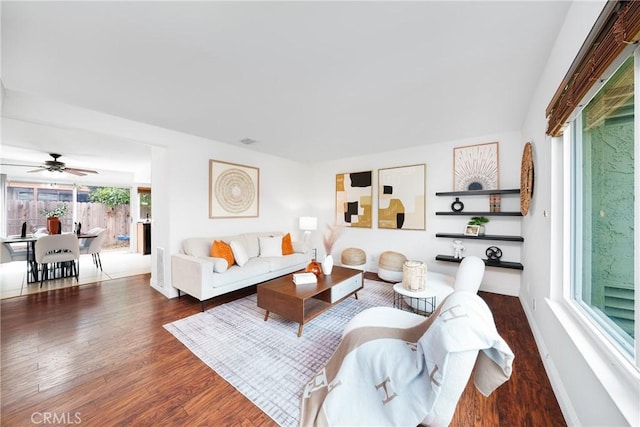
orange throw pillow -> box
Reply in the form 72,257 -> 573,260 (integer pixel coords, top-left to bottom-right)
282,233 -> 294,255
210,240 -> 235,267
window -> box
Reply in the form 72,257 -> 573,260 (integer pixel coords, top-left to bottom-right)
569,53 -> 636,360
8,187 -> 34,201
138,187 -> 151,220
4,183 -> 75,235
36,188 -> 73,202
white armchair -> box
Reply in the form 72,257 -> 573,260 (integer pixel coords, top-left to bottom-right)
453,255 -> 486,292
428,255 -> 486,303
303,257 -> 500,427
301,290 -> 514,427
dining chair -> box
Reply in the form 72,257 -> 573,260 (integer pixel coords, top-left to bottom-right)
80,228 -> 106,270
34,234 -> 80,287
1,244 -> 13,264
79,227 -> 99,252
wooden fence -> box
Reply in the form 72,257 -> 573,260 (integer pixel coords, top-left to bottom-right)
6,200 -> 131,248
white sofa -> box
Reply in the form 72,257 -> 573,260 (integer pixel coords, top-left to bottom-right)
171,231 -> 310,310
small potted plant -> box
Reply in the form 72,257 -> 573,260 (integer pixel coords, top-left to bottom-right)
467,216 -> 489,236
41,203 -> 69,234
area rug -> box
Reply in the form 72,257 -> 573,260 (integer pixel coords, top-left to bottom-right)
163,278 -> 394,426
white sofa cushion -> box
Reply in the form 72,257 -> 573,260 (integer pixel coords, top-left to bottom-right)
183,238 -> 214,259
182,233 -> 287,260
211,258 -> 270,287
263,252 -> 308,272
259,235 -> 283,257
292,241 -> 307,254
240,233 -> 261,258
230,240 -> 250,266
206,257 -> 229,273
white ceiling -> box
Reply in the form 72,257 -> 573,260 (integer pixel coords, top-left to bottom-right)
1,1 -> 573,183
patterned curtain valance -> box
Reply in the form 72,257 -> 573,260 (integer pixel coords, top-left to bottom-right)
546,0 -> 640,137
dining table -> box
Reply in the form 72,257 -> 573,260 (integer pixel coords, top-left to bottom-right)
2,233 -> 98,284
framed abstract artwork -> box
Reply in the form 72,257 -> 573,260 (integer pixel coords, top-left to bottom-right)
453,141 -> 499,191
209,159 -> 259,218
336,170 -> 373,228
378,164 -> 426,230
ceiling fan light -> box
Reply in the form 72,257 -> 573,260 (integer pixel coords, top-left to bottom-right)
42,170 -> 64,178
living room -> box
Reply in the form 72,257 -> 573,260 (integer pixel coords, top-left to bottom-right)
1,1 -> 638,426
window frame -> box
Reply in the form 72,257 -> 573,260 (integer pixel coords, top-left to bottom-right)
562,44 -> 640,371
546,124 -> 639,424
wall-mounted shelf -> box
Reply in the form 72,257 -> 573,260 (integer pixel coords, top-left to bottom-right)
435,189 -> 520,196
435,233 -> 524,242
435,255 -> 524,271
435,188 -> 523,271
436,211 -> 522,216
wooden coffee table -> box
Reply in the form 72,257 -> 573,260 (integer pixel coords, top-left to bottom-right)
257,265 -> 363,337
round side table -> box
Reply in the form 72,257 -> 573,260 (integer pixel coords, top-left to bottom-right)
392,271 -> 456,316
392,283 -> 437,316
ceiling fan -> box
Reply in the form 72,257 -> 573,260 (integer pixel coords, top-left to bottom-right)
1,153 -> 99,176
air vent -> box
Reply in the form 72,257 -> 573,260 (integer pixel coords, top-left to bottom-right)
240,138 -> 258,145
156,247 -> 165,288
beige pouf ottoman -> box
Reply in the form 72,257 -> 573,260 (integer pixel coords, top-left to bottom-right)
341,247 -> 367,270
377,251 -> 407,282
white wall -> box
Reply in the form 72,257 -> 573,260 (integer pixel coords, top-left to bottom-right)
309,130 -> 524,296
145,120 -> 526,299
521,1 -> 637,425
150,134 -> 311,297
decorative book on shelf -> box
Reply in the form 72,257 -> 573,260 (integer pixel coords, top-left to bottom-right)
293,272 -> 317,285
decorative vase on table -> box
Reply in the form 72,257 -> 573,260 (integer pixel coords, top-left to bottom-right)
46,217 -> 61,235
305,259 -> 322,278
322,254 -> 334,275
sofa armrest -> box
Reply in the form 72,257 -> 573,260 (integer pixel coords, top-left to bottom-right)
171,253 -> 214,301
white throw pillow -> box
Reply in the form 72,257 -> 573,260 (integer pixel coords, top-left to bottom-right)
230,240 -> 249,266
259,235 -> 283,257
242,233 -> 261,258
208,257 -> 229,273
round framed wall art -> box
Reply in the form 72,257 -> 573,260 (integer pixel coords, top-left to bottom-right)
520,141 -> 534,216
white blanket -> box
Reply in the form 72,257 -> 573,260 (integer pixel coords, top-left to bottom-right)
300,292 -> 514,426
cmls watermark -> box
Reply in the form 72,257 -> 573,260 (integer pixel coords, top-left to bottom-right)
31,412 -> 81,425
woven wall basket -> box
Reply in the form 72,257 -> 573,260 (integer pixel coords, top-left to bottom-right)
402,260 -> 426,291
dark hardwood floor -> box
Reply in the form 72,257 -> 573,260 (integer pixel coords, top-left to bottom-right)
1,273 -> 565,426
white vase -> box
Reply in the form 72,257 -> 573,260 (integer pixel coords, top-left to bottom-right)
322,254 -> 334,275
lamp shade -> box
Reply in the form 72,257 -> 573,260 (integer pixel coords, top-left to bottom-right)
299,216 -> 318,231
